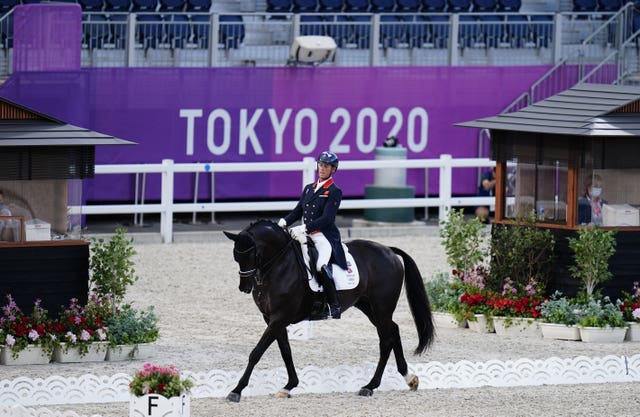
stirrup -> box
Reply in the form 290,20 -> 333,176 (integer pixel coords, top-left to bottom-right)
327,303 -> 341,320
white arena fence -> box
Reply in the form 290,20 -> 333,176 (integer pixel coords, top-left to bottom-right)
68,154 -> 496,243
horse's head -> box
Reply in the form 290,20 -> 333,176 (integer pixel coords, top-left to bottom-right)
224,219 -> 291,294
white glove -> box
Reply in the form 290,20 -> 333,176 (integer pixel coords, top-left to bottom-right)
277,218 -> 287,228
290,225 -> 307,242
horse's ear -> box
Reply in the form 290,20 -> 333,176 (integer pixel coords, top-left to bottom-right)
223,231 -> 238,241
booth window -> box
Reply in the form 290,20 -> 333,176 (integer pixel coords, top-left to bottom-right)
578,139 -> 640,227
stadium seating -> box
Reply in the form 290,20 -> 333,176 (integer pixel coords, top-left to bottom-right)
506,13 -> 529,47
300,13 -> 326,36
472,0 -> 496,11
370,0 -> 395,12
293,0 -> 318,11
79,0 -> 104,11
496,0 -> 520,11
219,14 -> 245,49
396,0 -> 420,12
159,0 -> 185,11
105,0 -> 131,12
530,14 -> 552,47
380,13 -> 405,47
448,0 -> 471,12
266,0 -> 293,16
318,0 -> 343,11
597,0 -> 622,11
572,0 -> 597,12
0,0 -> 19,15
82,13 -> 110,47
164,13 -> 189,47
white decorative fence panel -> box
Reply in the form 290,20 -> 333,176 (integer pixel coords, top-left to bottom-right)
1,354 -> 639,407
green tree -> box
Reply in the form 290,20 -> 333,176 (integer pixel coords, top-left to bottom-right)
568,226 -> 617,296
89,227 -> 138,307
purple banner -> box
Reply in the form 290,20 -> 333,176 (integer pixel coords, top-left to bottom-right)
12,4 -> 81,72
0,65 -> 549,201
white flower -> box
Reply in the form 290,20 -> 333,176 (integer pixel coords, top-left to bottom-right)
96,328 -> 107,341
5,334 -> 15,346
80,330 -> 91,342
66,331 -> 77,343
632,308 -> 640,320
28,329 -> 39,342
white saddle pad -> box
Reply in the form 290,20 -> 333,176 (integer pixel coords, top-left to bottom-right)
301,242 -> 359,292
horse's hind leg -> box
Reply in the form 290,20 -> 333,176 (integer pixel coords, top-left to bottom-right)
273,328 -> 299,398
355,301 -> 411,396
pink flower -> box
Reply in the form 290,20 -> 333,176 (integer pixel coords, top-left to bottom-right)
80,330 -> 91,341
633,308 -> 640,320
5,334 -> 15,346
28,329 -> 39,342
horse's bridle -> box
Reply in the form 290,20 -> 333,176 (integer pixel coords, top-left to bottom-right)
234,233 -> 295,286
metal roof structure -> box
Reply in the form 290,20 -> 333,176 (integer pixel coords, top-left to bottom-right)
457,83 -> 640,137
0,97 -> 134,147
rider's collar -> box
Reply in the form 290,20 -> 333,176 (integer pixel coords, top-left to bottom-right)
313,177 -> 333,191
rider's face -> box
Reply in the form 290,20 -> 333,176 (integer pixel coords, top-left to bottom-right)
317,162 -> 334,181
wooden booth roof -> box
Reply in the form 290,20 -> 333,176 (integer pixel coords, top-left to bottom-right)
0,97 -> 134,147
457,83 -> 640,137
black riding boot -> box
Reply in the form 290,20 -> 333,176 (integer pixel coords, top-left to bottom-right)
320,264 -> 341,319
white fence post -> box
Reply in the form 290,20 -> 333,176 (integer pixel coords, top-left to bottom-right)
439,154 -> 453,224
302,157 -> 316,187
161,159 -> 175,243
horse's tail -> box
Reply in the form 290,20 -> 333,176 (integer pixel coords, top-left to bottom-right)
391,246 -> 435,355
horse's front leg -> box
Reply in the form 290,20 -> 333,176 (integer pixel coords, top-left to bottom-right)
273,327 -> 299,398
227,322 -> 286,403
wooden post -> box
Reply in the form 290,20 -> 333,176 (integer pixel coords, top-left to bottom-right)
494,162 -> 506,222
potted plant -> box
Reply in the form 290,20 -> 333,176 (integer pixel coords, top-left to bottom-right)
455,268 -> 495,333
577,296 -> 627,343
53,295 -> 110,362
424,272 -> 467,328
620,281 -> 640,341
0,295 -> 58,365
567,225 -> 616,297
488,277 -> 545,337
537,291 -> 584,341
106,304 -> 159,361
129,363 -> 193,417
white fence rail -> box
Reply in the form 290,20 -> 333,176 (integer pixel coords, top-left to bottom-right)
69,154 -> 496,243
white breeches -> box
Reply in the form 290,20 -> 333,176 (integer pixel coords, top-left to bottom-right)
309,232 -> 331,271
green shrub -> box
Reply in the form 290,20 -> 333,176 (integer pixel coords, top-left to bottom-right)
89,227 -> 138,307
439,208 -> 489,277
106,304 -> 159,346
537,291 -> 584,325
577,296 -> 625,328
488,212 -> 555,293
424,272 -> 465,315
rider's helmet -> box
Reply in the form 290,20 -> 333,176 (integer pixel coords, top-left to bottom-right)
317,151 -> 339,170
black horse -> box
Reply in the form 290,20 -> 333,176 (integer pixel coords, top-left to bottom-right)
223,219 -> 435,402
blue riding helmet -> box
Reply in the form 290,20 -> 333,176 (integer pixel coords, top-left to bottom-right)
317,151 -> 339,169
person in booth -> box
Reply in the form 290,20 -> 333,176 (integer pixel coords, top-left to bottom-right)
0,190 -> 13,241
578,174 -> 607,226
278,151 -> 347,320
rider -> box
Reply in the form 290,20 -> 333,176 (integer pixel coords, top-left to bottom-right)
278,151 -> 347,320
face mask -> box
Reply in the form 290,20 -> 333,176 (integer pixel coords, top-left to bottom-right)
591,187 -> 602,198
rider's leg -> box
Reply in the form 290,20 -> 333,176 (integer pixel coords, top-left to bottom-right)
310,232 -> 341,319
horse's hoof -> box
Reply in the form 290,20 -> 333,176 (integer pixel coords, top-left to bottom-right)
358,388 -> 374,397
274,389 -> 291,399
407,374 -> 419,391
227,392 -> 241,403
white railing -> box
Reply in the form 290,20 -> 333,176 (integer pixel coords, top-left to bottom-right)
69,154 -> 495,243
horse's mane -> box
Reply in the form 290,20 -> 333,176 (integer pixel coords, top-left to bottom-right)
245,219 -> 292,241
